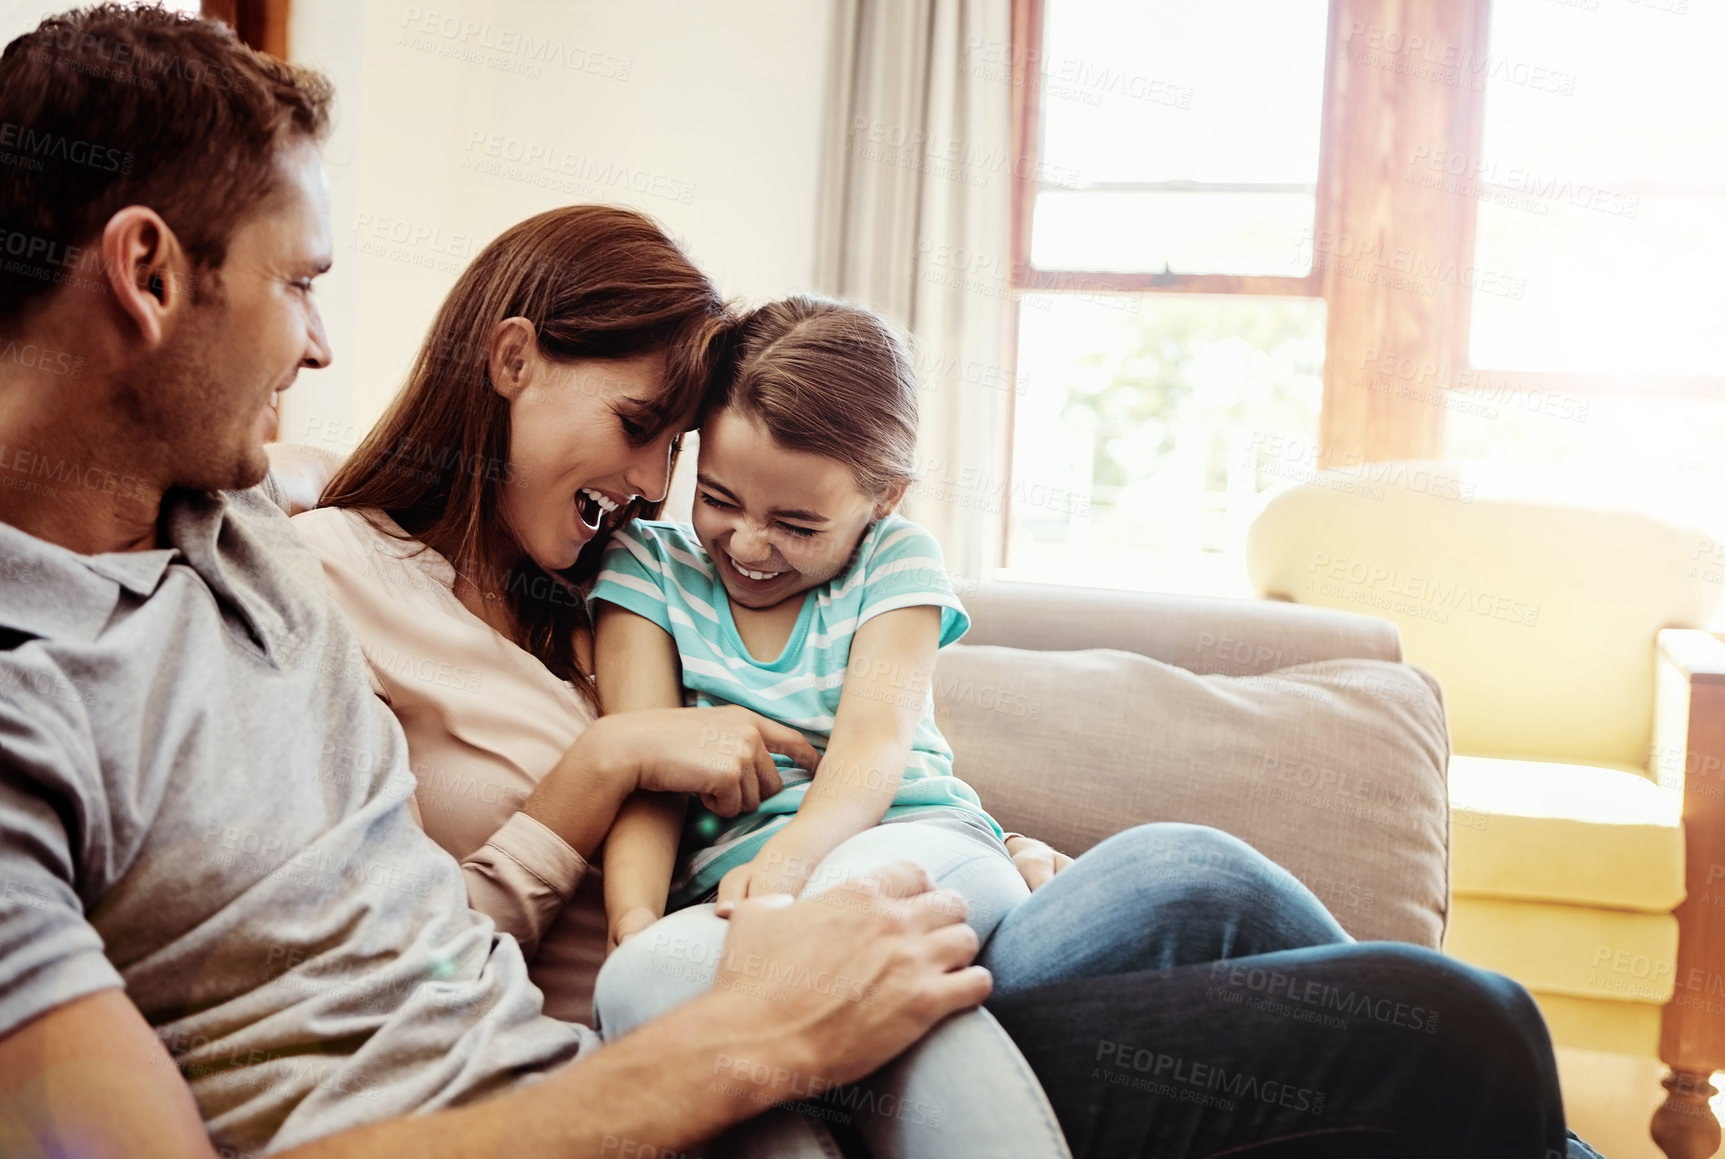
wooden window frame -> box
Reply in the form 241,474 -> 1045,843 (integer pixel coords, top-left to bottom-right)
201,0 -> 290,58
1011,0 -> 1725,479
1009,0 -> 1332,302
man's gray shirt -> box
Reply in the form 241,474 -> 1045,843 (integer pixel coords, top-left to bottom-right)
0,481 -> 596,1154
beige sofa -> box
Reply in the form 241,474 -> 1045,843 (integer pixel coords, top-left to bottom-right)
555,582 -> 1454,1017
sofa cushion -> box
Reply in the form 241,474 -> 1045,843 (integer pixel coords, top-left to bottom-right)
1449,755 -> 1683,912
1445,895 -> 1678,1004
932,645 -> 1450,947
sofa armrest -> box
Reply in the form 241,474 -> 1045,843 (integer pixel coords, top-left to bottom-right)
1654,629 -> 1725,1155
960,582 -> 1403,675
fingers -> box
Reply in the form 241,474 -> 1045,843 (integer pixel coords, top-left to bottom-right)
903,887 -> 969,932
750,743 -> 782,804
716,867 -> 747,912
751,713 -> 823,773
851,859 -> 933,901
717,890 -> 793,920
922,920 -> 981,971
1020,861 -> 1054,892
737,752 -> 762,815
926,964 -> 994,1018
702,770 -> 741,818
1013,850 -> 1055,892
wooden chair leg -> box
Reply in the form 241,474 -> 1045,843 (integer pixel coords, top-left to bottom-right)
1655,636 -> 1725,1159
1653,1068 -> 1721,1159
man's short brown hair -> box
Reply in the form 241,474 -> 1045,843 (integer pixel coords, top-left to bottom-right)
0,4 -> 333,321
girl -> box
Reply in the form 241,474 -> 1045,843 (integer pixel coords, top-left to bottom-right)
590,296 -> 1067,1158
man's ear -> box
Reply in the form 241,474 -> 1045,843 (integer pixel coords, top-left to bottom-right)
488,317 -> 537,401
101,206 -> 189,348
874,481 -> 909,519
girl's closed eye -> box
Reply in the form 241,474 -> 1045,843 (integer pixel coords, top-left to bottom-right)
698,492 -> 820,538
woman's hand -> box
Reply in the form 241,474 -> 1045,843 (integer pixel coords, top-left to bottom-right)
593,705 -> 819,816
1005,834 -> 1074,892
524,706 -> 818,859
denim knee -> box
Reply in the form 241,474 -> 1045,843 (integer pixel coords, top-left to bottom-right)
1344,943 -> 1557,1076
1092,823 -> 1349,952
1100,824 -> 1302,911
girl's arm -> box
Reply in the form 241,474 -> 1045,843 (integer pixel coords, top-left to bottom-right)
716,605 -> 940,905
597,602 -> 691,948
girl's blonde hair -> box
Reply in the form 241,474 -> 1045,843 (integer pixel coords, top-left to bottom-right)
712,296 -> 918,499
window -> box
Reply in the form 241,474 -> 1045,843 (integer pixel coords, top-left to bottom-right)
1444,0 -> 1725,480
1465,0 -> 1725,378
1004,0 -> 1332,596
1030,1 -> 1329,279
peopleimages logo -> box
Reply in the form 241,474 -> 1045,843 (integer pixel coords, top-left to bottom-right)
0,122 -> 133,174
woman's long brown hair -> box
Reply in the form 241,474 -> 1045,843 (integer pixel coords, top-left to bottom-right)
319,205 -> 731,703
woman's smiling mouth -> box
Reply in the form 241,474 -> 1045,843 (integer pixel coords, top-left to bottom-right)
576,487 -> 622,530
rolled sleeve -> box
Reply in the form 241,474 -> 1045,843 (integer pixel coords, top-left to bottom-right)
460,811 -> 588,959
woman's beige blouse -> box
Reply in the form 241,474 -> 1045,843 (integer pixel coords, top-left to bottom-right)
290,506 -> 598,1018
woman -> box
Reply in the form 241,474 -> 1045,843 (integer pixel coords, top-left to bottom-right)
285,205 -> 1591,1158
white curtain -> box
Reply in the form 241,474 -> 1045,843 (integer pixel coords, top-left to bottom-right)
815,0 -> 1016,582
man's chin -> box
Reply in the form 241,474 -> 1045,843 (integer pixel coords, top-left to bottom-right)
186,444 -> 271,494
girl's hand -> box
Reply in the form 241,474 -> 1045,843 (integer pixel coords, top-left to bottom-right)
714,853 -> 818,915
607,906 -> 660,954
1005,834 -> 1073,892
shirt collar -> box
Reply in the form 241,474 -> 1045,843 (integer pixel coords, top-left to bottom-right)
0,487 -> 278,650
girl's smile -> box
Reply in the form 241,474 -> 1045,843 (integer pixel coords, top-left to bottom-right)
692,407 -> 888,611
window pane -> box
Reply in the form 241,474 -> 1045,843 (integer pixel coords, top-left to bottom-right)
1470,195 -> 1725,374
1032,191 -> 1317,276
1038,0 -> 1329,185
1468,0 -> 1725,373
1005,294 -> 1326,597
1030,0 -> 1329,276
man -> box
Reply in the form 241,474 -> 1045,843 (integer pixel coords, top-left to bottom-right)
0,7 -> 990,1156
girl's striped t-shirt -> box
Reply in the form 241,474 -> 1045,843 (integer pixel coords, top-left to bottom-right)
590,513 -> 998,906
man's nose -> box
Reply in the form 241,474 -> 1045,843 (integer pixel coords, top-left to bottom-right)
302,300 -> 333,370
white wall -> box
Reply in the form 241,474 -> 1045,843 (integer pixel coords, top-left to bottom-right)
0,0 -> 834,471
285,0 -> 836,463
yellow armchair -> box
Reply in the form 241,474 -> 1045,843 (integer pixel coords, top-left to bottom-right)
1246,460 -> 1725,1159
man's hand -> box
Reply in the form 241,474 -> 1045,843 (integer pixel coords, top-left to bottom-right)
708,860 -> 991,1092
1006,834 -> 1074,892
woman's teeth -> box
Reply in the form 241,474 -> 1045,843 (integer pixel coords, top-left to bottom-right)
728,554 -> 783,582
581,488 -> 620,516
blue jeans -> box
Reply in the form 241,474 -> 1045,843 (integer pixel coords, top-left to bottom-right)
979,823 -> 1591,1159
